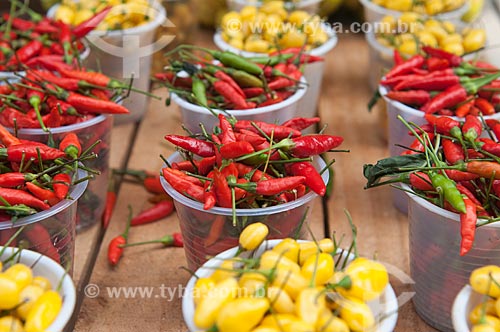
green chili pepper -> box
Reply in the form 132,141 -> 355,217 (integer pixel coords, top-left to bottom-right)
192,77 -> 208,107
213,51 -> 263,76
428,171 -> 466,213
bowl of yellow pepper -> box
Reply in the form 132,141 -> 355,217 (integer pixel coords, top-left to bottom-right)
365,12 -> 486,89
0,245 -> 76,332
182,223 -> 398,332
452,265 -> 500,332
213,1 -> 337,121
227,0 -> 323,14
360,0 -> 469,24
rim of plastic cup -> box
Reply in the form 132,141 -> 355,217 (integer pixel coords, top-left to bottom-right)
0,246 -> 76,332
359,0 -> 468,20
451,285 -> 473,332
365,29 -> 392,58
0,169 -> 88,230
161,152 -> 328,216
9,114 -> 109,135
47,0 -> 166,36
228,0 -> 322,10
403,183 -> 500,227
379,84 -> 500,120
182,239 -> 398,332
213,23 -> 338,57
170,76 -> 307,116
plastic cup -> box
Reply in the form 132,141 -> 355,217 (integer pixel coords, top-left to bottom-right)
213,28 -> 337,129
405,184 -> 500,332
0,170 -> 88,275
226,0 -> 322,13
365,30 -> 393,91
359,0 -> 469,25
8,115 -> 113,231
161,152 -> 329,270
379,84 -> 500,213
0,246 -> 77,332
171,77 -> 307,134
47,1 -> 167,124
182,239 -> 399,332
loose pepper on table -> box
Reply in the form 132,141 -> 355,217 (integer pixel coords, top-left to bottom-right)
108,206 -> 133,266
130,200 -> 175,227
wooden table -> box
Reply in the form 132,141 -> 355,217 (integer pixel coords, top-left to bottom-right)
71,8 -> 500,331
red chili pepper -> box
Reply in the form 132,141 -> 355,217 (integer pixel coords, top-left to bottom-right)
102,175 -> 117,230
162,168 -> 205,202
30,70 -> 81,91
394,75 -> 460,91
234,163 -> 272,182
220,141 -> 255,159
281,117 -> 320,131
402,133 -> 435,155
214,71 -> 245,98
465,161 -> 500,179
385,55 -> 425,79
52,173 -> 71,200
462,115 -> 482,143
258,96 -> 283,107
235,176 -> 306,196
203,171 -> 216,210
456,183 -> 482,207
0,228 -> 17,246
108,207 -> 132,266
0,124 -> 21,147
218,114 -> 236,144
164,135 -> 215,157
213,80 -> 250,109
425,114 -> 461,137
380,74 -> 422,88
198,156 -> 216,176
422,46 -> 462,67
481,142 -> 500,157
212,169 -> 232,208
72,6 -> 112,38
385,90 -> 431,106
455,100 -> 474,118
25,182 -> 59,206
409,172 -> 433,191
64,91 -> 129,114
427,57 -> 450,71
168,168 -> 203,187
143,176 -> 164,195
26,55 -> 74,72
58,132 -> 82,159
242,87 -> 264,98
0,143 -> 65,162
6,40 -> 43,67
442,139 -> 464,165
287,135 -> 344,157
0,187 -> 50,211
24,224 -> 60,263
171,160 -> 197,173
475,97 -> 495,115
234,120 -> 301,139
120,232 -> 184,248
444,169 -> 479,181
59,68 -> 127,89
460,197 -> 477,256
0,172 -> 34,188
288,161 -> 325,196
3,14 -> 36,30
130,200 -> 175,226
486,119 -> 500,141
234,132 -> 266,148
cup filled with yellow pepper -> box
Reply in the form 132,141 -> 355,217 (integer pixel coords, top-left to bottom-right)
453,265 -> 500,332
182,223 -> 398,332
0,245 -> 76,332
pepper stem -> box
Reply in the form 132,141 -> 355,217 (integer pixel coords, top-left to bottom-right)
119,234 -> 174,248
122,205 -> 133,240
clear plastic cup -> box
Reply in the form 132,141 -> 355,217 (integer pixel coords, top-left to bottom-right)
48,1 -> 167,124
171,77 -> 307,134
9,115 -> 113,231
0,170 -> 88,275
405,184 -> 500,332
365,30 -> 393,91
226,0 -> 322,13
213,28 -> 337,129
161,152 -> 328,270
359,0 -> 469,24
0,246 -> 76,332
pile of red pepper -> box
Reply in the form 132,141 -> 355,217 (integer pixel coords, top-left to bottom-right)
364,114 -> 500,255
155,45 -> 312,109
377,46 -> 500,117
162,115 -> 343,210
0,66 -> 134,130
0,122 -> 98,263
0,2 -> 110,71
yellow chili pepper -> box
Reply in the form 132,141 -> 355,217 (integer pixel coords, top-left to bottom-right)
192,277 -> 216,305
469,299 -> 497,324
301,253 -> 334,286
463,29 -> 486,53
295,287 -> 326,325
24,290 -> 63,332
272,238 -> 300,263
250,327 -> 280,332
339,297 -> 375,332
194,277 -> 239,329
496,297 -> 500,318
470,265 -> 500,298
216,297 -> 270,332
260,250 -> 301,275
260,313 -> 299,329
239,272 -> 267,296
17,284 -> 45,320
283,320 -> 315,332
472,323 -> 497,332
4,263 -> 33,290
272,268 -> 308,300
0,274 -> 20,310
315,308 -> 349,332
340,257 -> 389,301
0,316 -> 24,332
239,222 -> 269,252
298,239 -> 334,265
32,276 -> 52,291
481,315 -> 500,330
266,286 -> 295,314
211,259 -> 238,283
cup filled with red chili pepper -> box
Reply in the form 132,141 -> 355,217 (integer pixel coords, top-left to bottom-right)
159,115 -> 343,269
364,116 -> 500,331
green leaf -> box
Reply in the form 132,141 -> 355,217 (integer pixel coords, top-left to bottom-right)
363,153 -> 428,188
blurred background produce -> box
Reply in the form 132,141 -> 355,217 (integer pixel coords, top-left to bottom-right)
370,0 -> 466,15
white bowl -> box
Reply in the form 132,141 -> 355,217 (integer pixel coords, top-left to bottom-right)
452,285 -> 483,332
226,0 -> 322,14
182,239 -> 399,332
0,246 -> 76,332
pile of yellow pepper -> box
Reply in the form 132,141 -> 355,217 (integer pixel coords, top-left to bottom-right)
371,0 -> 466,15
467,266 -> 500,332
53,0 -> 156,30
375,12 -> 486,56
0,261 -> 62,332
191,222 -> 390,332
220,0 -> 330,53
